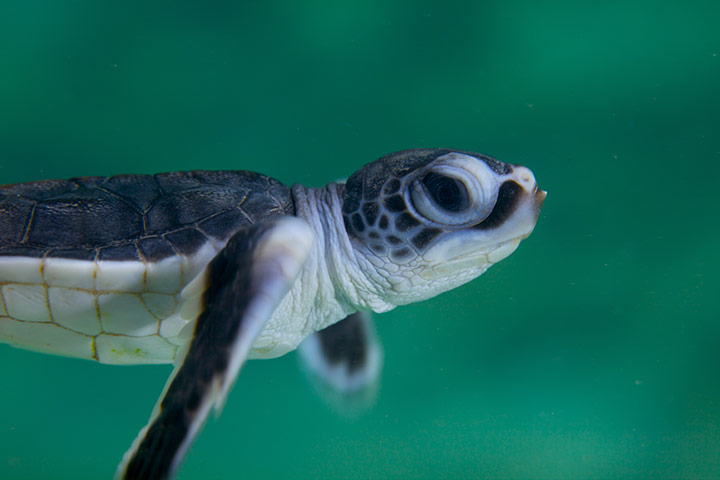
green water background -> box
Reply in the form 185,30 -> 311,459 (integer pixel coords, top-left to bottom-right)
1,1 -> 719,478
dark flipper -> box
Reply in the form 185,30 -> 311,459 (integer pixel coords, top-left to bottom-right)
116,217 -> 314,480
298,311 -> 383,396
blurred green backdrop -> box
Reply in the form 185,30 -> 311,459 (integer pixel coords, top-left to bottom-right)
1,1 -> 719,479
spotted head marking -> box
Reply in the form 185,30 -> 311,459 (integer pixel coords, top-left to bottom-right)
341,148 -> 546,305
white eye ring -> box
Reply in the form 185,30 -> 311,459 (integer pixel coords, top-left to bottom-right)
408,153 -> 499,226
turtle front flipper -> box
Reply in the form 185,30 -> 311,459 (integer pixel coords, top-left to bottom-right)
298,311 -> 383,399
117,217 -> 314,480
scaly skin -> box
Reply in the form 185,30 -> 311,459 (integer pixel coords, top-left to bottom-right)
249,150 -> 545,358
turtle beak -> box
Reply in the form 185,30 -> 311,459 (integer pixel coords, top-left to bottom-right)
532,185 -> 547,213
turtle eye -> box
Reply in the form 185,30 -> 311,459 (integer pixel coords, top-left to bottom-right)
409,158 -> 499,227
422,172 -> 469,212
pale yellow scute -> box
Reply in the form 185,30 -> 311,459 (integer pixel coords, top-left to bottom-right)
95,334 -> 177,364
48,287 -> 101,336
145,256 -> 183,294
43,257 -> 96,290
0,257 -> 42,283
96,261 -> 147,292
0,316 -> 95,360
2,284 -> 51,322
99,293 -> 160,337
159,313 -> 189,339
141,293 -> 176,320
0,255 -> 202,365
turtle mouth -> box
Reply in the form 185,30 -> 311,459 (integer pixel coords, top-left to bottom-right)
421,234 -> 523,277
534,188 -> 547,211
419,185 -> 543,275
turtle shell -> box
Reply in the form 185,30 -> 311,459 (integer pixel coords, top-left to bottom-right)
0,170 -> 294,364
0,170 -> 294,260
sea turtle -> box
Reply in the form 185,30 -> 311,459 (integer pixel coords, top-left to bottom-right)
0,148 -> 545,479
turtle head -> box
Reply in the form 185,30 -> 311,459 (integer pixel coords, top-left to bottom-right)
341,148 -> 546,307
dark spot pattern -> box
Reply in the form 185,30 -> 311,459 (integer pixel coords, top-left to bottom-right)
351,213 -> 365,233
342,196 -> 360,215
336,149 -> 518,260
362,202 -> 379,226
343,215 -> 354,236
341,149 -> 515,259
384,195 -> 405,213
383,178 -> 401,195
371,244 -> 387,254
343,177 -> 362,211
386,235 -> 402,245
378,215 -> 389,230
363,163 -> 389,200
411,228 -> 442,249
395,213 -> 420,232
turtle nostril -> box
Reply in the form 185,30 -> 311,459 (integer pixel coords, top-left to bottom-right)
512,166 -> 536,191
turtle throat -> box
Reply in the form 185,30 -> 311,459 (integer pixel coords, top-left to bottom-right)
292,183 -> 396,327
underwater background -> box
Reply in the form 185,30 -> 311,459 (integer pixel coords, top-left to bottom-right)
1,1 -> 719,479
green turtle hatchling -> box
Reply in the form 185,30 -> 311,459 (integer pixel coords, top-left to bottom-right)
0,149 -> 546,479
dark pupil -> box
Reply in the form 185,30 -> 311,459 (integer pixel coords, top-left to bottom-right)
422,172 -> 468,212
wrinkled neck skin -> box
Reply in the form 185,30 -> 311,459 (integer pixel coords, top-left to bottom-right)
248,183 -> 393,359
293,182 -> 396,315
